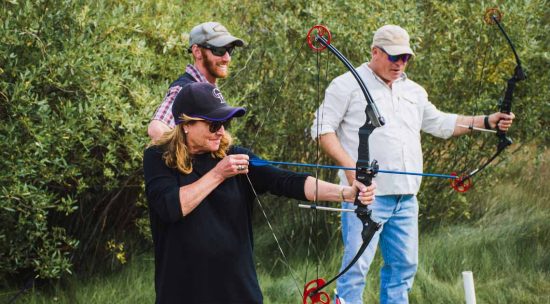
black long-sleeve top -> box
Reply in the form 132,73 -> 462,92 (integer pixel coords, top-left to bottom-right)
143,145 -> 310,304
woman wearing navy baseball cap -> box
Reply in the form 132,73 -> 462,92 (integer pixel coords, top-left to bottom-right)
143,82 -> 376,303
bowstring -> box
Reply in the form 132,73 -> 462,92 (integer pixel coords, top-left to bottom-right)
461,14 -> 496,176
303,47 -> 320,289
303,34 -> 324,293
305,34 -> 332,291
314,45 -> 323,285
246,42 -> 305,151
245,174 -> 303,298
321,45 -> 332,278
242,36 -> 307,299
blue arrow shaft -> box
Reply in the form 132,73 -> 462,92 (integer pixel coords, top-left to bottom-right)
250,159 -> 456,179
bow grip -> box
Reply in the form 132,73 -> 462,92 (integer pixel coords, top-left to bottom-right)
354,160 -> 378,206
499,76 -> 516,115
496,64 -> 524,150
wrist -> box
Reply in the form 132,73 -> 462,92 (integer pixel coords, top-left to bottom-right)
339,187 -> 345,202
484,115 -> 492,130
209,168 -> 226,183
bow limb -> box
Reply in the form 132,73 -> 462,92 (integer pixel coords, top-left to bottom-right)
312,32 -> 385,128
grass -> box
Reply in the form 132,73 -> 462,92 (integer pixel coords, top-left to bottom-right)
258,147 -> 550,303
1,255 -> 156,304
5,147 -> 549,303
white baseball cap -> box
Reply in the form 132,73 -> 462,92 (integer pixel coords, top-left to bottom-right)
371,25 -> 414,56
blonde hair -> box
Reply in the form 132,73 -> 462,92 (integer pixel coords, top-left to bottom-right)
151,115 -> 232,174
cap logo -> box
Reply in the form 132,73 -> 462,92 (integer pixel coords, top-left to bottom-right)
212,88 -> 226,103
213,24 -> 228,33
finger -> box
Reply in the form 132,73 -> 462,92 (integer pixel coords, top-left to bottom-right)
232,154 -> 250,161
358,189 -> 373,199
355,182 -> 375,195
360,192 -> 374,200
352,180 -> 367,189
499,121 -> 512,128
500,122 -> 511,128
236,161 -> 249,168
501,115 -> 513,121
237,167 -> 249,174
235,164 -> 249,173
227,155 -> 238,166
359,195 -> 373,205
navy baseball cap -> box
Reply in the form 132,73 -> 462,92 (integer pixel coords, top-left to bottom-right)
172,82 -> 246,124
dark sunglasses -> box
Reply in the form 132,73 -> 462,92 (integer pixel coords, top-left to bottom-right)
379,47 -> 412,63
206,119 -> 232,133
199,44 -> 235,56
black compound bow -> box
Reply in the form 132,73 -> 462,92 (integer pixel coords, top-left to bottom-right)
302,24 -> 385,304
451,7 -> 526,192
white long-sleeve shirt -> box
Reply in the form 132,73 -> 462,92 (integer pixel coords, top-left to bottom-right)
311,63 -> 457,195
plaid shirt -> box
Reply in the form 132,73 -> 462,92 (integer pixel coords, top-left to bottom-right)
151,64 -> 209,127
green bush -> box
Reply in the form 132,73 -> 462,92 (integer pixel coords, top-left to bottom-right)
0,0 -> 177,280
0,0 -> 547,283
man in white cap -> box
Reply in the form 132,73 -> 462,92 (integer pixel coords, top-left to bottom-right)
148,22 -> 245,140
311,25 -> 515,303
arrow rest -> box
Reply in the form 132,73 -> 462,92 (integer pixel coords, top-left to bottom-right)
354,160 -> 378,189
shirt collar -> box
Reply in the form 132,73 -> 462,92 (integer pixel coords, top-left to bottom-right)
186,64 -> 209,83
363,62 -> 408,85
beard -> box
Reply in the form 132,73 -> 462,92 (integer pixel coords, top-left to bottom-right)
201,49 -> 230,79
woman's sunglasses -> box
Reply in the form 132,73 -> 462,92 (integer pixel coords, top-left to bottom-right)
206,119 -> 232,133
379,47 -> 412,63
199,44 -> 235,57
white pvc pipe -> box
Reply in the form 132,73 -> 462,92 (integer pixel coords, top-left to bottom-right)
462,271 -> 477,304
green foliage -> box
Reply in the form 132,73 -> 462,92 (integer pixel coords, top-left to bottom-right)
0,0 -> 548,289
0,0 -> 180,280
413,1 -> 549,226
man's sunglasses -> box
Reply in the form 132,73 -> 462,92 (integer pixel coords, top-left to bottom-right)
206,119 -> 232,133
198,44 -> 235,57
379,47 -> 412,63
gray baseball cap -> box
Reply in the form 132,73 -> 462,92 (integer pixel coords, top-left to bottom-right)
188,22 -> 245,49
371,25 -> 414,56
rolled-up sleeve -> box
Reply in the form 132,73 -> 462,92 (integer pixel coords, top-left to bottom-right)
143,147 -> 183,224
420,99 -> 457,139
311,74 -> 354,139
